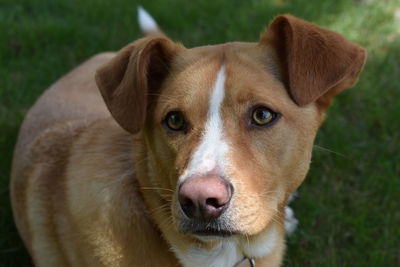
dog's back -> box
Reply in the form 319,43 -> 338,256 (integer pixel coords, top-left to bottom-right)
13,53 -> 114,160
11,53 -> 118,264
10,9 -> 183,265
11,50 -> 181,266
10,52 -> 112,263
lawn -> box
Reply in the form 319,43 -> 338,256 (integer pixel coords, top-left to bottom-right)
1,0 -> 399,266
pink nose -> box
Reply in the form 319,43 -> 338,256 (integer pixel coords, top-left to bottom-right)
178,175 -> 232,220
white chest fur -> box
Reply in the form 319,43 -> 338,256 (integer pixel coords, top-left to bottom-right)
175,239 -> 242,267
172,225 -> 278,267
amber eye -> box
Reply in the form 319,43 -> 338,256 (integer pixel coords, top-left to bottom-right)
164,111 -> 186,132
251,107 -> 276,126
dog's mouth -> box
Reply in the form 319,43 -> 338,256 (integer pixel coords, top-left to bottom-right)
193,228 -> 236,237
179,218 -> 238,238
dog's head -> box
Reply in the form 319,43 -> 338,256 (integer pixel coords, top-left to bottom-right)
96,14 -> 365,255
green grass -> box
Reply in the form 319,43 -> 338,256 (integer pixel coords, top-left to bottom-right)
1,0 -> 399,266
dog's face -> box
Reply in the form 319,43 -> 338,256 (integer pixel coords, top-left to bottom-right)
147,45 -> 322,236
96,14 -> 365,249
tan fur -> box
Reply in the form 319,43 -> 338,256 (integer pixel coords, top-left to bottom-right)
11,15 -> 366,266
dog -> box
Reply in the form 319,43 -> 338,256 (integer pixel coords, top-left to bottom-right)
10,7 -> 366,267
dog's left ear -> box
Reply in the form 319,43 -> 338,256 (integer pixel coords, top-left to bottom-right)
261,14 -> 366,107
96,36 -> 184,133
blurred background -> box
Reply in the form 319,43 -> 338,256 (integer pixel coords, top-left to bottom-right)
1,0 -> 399,266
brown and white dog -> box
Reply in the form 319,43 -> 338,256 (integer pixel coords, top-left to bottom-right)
11,7 -> 366,267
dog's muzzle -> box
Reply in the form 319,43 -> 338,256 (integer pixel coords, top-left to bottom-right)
178,174 -> 234,236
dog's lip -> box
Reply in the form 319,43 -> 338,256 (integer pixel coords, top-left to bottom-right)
177,205 -> 238,237
179,221 -> 239,238
192,228 -> 236,237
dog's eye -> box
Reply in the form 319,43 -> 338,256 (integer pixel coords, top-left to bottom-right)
251,107 -> 277,126
164,111 -> 186,132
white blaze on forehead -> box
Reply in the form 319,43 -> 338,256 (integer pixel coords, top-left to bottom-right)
181,65 -> 229,181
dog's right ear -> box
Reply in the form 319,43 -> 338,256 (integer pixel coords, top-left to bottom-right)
96,36 -> 184,134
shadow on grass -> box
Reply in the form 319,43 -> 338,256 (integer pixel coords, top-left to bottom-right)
0,123 -> 32,266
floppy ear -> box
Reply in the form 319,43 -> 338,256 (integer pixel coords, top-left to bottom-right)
261,14 -> 366,107
95,36 -> 183,133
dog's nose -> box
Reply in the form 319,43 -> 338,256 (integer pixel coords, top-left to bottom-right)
178,175 -> 232,220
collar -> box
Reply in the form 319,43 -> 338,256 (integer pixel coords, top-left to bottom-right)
234,257 -> 256,267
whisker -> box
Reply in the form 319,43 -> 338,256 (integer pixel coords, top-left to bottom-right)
313,145 -> 346,157
150,204 -> 170,214
158,214 -> 174,231
141,187 -> 175,193
134,156 -> 151,166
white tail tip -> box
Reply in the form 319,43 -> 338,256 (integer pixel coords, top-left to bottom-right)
137,6 -> 159,34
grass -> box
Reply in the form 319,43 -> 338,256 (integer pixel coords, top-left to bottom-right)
1,0 -> 399,266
